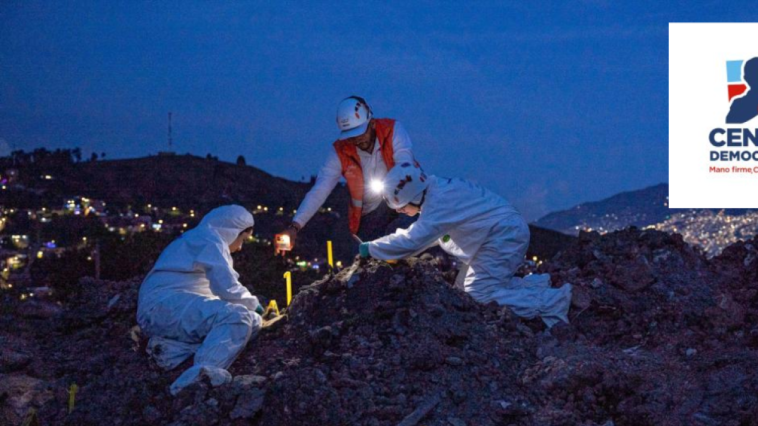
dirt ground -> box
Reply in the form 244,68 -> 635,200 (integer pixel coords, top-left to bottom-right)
2,228 -> 758,425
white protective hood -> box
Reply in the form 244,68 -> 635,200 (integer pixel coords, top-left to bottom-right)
138,205 -> 259,312
197,204 -> 255,246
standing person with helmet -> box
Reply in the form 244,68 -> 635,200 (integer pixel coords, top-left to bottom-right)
278,96 -> 420,249
359,163 -> 573,328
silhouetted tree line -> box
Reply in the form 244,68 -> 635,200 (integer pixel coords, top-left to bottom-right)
6,148 -> 78,167
4,148 -> 106,169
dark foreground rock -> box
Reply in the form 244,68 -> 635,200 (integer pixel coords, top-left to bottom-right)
1,229 -> 757,425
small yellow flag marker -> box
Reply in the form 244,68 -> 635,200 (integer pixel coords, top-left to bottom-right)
264,300 -> 280,317
327,240 -> 334,269
284,271 -> 292,306
21,408 -> 38,426
68,383 -> 78,414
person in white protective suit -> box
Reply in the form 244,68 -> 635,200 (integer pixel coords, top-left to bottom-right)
359,163 -> 573,327
137,205 -> 263,395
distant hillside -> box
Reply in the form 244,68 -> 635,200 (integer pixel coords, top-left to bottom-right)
1,153 -> 355,260
535,184 -> 671,235
527,225 -> 576,260
534,183 -> 750,236
18,154 -> 345,211
1,152 -> 573,260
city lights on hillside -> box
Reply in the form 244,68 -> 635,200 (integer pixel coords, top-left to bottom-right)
0,193 -> 348,293
648,210 -> 758,257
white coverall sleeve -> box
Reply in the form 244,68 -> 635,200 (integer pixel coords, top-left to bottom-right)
196,244 -> 260,311
391,121 -> 415,165
368,220 -> 446,260
291,151 -> 343,228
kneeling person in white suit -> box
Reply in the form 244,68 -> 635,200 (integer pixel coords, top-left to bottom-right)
360,163 -> 572,327
137,205 -> 263,395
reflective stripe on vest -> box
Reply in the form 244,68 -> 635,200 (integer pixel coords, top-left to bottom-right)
334,118 -> 397,234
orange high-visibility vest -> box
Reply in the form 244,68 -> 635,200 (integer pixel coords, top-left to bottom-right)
333,118 -> 397,234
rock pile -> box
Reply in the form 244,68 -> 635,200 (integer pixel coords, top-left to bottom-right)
240,257 -> 538,426
530,229 -> 758,425
2,228 -> 757,425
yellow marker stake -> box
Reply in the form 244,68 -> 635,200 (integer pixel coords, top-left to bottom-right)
284,271 -> 292,306
21,408 -> 37,426
68,383 -> 78,414
265,300 -> 280,317
327,240 -> 334,269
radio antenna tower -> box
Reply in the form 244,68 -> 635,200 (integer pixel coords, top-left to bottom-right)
168,112 -> 173,150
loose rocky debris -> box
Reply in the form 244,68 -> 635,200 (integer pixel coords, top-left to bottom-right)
533,229 -> 758,425
236,257 -> 536,426
1,228 -> 757,425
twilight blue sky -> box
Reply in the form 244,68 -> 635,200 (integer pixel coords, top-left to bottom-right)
0,1 -> 753,219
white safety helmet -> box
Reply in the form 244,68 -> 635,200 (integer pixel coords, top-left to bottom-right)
336,96 -> 372,140
382,162 -> 429,209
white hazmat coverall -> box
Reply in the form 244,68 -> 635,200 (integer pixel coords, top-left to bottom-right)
368,176 -> 572,327
137,205 -> 262,395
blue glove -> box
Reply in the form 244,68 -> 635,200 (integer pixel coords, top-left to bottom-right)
359,242 -> 371,258
255,304 -> 265,315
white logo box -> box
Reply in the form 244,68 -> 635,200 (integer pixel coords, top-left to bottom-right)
669,23 -> 758,208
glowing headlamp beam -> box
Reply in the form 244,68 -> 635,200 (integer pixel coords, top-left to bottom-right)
369,179 -> 385,194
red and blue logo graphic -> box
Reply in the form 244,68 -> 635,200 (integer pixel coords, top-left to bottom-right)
726,57 -> 758,124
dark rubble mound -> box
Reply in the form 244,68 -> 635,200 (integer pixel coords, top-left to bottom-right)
18,258 -> 543,426
713,235 -> 758,296
237,257 -> 540,426
543,228 -> 722,346
32,277 -> 177,426
5,229 -> 758,426
528,228 -> 758,425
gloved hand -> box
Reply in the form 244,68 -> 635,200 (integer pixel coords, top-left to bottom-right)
275,224 -> 299,254
255,304 -> 265,315
359,242 -> 371,258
